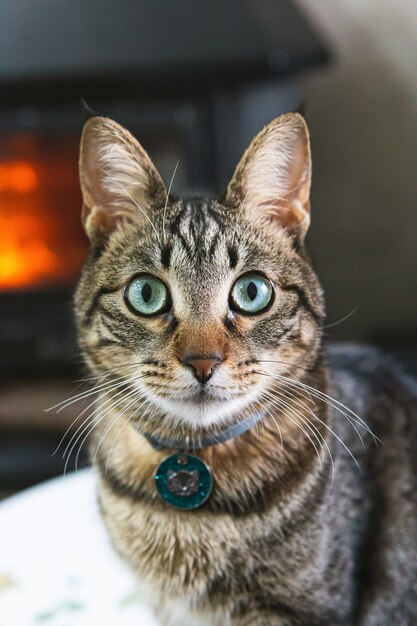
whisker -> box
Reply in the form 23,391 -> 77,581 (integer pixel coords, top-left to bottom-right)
162,159 -> 180,245
230,188 -> 250,249
52,374 -> 139,457
280,375 -> 377,442
103,395 -> 155,474
260,389 -> 324,468
47,370 -> 138,413
64,381 -> 142,476
58,375 -> 139,456
258,375 -> 361,470
261,388 -> 335,484
254,365 -> 377,441
63,392 -> 128,473
253,398 -> 284,451
98,166 -> 162,244
62,375 -> 142,463
89,385 -> 151,467
322,307 -> 359,330
260,375 -> 364,447
71,361 -> 147,384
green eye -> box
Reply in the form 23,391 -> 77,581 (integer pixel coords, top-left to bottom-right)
125,275 -> 170,316
230,273 -> 273,314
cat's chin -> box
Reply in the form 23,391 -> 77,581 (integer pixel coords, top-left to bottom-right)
150,389 -> 261,430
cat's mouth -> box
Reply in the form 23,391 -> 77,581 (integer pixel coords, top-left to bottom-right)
178,384 -> 247,405
193,387 -> 226,402
149,384 -> 261,428
144,380 -> 242,404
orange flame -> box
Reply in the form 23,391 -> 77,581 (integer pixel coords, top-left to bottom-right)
0,214 -> 58,289
0,151 -> 86,291
0,161 -> 58,289
0,162 -> 38,193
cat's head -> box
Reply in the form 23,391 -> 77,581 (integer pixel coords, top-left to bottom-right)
75,113 -> 324,433
167,470 -> 199,497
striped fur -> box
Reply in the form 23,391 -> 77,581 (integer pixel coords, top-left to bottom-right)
75,115 -> 417,625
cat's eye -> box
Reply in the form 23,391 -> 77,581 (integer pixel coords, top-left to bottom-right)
229,273 -> 273,315
124,275 -> 170,316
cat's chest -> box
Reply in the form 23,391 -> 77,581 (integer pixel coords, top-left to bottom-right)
98,475 -> 242,587
97,471 -> 352,625
99,478 -> 238,624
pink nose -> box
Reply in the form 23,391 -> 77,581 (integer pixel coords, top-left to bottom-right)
182,355 -> 223,384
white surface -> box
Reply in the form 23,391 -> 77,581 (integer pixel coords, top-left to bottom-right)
0,470 -> 159,626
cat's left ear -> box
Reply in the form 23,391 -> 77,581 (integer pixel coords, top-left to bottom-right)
225,113 -> 311,240
79,116 -> 166,240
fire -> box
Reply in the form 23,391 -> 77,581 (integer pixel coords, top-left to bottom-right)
0,160 -> 59,289
0,214 -> 59,289
0,162 -> 38,194
0,147 -> 87,291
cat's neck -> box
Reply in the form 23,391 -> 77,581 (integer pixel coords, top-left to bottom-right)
92,361 -> 331,515
135,407 -> 269,452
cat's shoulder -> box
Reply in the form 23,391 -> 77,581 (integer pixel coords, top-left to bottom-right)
326,341 -> 417,416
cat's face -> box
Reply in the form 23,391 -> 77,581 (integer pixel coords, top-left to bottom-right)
75,114 -> 324,432
167,470 -> 199,497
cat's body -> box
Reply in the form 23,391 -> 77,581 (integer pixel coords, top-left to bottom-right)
89,323 -> 417,626
75,114 -> 417,625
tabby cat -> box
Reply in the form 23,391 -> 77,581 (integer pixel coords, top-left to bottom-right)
75,113 -> 417,625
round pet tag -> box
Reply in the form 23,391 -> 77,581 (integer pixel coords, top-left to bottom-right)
154,453 -> 213,510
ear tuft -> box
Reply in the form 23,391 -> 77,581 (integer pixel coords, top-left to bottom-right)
226,113 -> 312,240
80,98 -> 97,121
79,117 -> 166,240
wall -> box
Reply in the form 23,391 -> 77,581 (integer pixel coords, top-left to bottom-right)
295,0 -> 417,341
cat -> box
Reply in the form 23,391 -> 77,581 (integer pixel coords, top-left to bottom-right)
75,112 -> 417,626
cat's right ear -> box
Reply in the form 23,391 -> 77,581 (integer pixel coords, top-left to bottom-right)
79,117 -> 166,241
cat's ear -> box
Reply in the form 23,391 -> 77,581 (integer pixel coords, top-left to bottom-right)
79,116 -> 166,240
226,113 -> 311,240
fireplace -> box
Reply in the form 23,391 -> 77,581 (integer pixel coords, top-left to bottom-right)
0,118 -> 89,378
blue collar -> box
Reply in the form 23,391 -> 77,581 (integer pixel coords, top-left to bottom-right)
134,409 -> 268,451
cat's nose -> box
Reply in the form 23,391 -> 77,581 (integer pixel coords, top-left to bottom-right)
181,354 -> 223,384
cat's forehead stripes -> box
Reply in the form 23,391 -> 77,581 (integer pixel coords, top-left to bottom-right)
160,244 -> 172,270
165,199 -> 237,268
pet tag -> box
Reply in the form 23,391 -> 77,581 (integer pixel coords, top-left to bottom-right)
154,453 -> 213,510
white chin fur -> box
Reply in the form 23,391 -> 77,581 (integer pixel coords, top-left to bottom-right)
142,387 -> 262,430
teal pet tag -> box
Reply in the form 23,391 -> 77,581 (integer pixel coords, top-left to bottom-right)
154,453 -> 213,510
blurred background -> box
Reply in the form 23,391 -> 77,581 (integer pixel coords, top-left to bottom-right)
0,0 -> 415,497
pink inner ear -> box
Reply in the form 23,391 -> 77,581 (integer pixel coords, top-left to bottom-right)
92,208 -> 119,233
240,123 -> 311,235
259,167 -> 310,232
260,198 -> 306,230
258,135 -> 311,231
79,116 -> 168,242
83,205 -> 120,237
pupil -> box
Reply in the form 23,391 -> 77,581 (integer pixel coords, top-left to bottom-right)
142,282 -> 152,303
247,281 -> 257,301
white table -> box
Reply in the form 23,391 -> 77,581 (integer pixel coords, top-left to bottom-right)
0,470 -> 159,626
